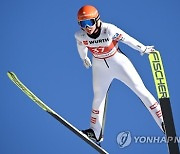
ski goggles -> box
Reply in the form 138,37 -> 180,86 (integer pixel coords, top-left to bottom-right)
78,19 -> 96,28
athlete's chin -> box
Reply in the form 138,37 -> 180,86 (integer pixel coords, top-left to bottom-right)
84,28 -> 95,35
86,30 -> 94,35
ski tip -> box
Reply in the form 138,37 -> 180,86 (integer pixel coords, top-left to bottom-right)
7,71 -> 12,74
7,71 -> 16,79
7,71 -> 12,76
149,50 -> 159,55
7,71 -> 11,76
148,50 -> 160,59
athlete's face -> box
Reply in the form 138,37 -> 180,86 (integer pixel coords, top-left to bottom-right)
78,19 -> 97,34
83,25 -> 96,35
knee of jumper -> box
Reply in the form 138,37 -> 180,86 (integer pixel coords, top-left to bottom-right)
133,84 -> 152,101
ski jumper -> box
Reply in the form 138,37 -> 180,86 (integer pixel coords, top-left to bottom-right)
75,22 -> 164,140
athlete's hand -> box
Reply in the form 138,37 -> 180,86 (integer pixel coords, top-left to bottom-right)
83,57 -> 92,69
141,46 -> 155,56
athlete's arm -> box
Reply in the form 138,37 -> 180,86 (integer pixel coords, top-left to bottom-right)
75,32 -> 92,68
109,24 -> 154,54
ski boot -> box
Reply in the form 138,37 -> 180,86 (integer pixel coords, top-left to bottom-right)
81,128 -> 103,146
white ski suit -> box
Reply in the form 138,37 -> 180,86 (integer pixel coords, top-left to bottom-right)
75,22 -> 164,140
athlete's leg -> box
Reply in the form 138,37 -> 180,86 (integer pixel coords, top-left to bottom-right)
90,58 -> 113,140
114,52 -> 164,131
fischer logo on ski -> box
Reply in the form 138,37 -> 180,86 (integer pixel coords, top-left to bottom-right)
149,51 -> 169,99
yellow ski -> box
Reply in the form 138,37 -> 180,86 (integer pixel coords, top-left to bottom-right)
7,71 -> 108,154
149,51 -> 179,154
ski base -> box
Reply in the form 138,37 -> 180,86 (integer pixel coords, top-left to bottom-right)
7,72 -> 108,154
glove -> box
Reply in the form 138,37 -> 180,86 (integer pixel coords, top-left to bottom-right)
83,57 -> 92,69
141,46 -> 155,56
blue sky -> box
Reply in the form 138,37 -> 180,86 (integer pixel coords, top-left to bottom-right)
0,0 -> 180,153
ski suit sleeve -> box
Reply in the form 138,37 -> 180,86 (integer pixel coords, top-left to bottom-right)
109,24 -> 146,53
74,32 -> 88,60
